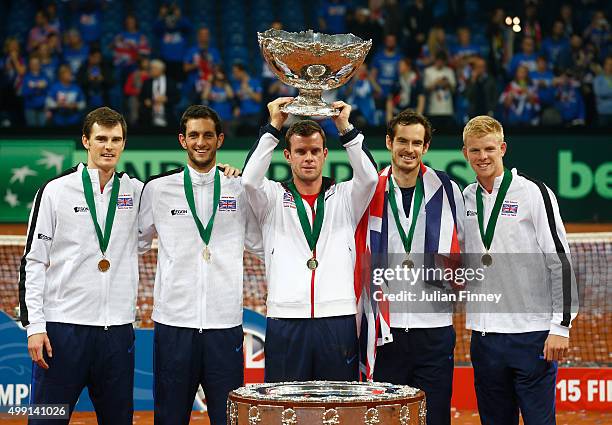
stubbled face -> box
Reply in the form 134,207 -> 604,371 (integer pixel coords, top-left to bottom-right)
463,134 -> 506,183
82,123 -> 125,172
284,134 -> 328,184
179,118 -> 224,172
386,124 -> 429,176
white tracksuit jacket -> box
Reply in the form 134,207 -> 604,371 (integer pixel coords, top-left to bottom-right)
462,168 -> 578,337
138,165 -> 262,330
242,124 -> 379,319
19,163 -> 142,336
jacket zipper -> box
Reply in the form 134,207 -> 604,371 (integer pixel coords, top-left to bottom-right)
310,249 -> 316,318
309,203 -> 317,318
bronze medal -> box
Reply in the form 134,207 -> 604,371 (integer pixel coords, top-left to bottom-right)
402,257 -> 414,268
481,253 -> 493,267
307,257 -> 318,270
98,258 -> 111,272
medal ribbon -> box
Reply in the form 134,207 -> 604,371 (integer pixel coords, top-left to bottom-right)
183,166 -> 220,246
287,180 -> 325,252
387,171 -> 424,255
476,168 -> 512,251
81,166 -> 120,255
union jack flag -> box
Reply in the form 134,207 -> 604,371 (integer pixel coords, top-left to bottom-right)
501,202 -> 518,216
355,164 -> 461,381
218,197 -> 237,211
117,196 -> 133,209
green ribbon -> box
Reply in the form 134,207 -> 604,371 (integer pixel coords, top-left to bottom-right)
387,172 -> 425,254
476,168 -> 513,251
81,166 -> 120,255
183,166 -> 221,246
287,180 -> 325,252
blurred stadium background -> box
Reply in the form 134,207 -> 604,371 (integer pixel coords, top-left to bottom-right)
0,0 -> 610,423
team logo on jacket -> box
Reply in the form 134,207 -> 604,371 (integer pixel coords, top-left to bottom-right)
218,196 -> 237,212
501,201 -> 518,216
170,209 -> 188,216
282,191 -> 296,209
73,206 -> 89,213
466,210 -> 477,217
117,194 -> 134,209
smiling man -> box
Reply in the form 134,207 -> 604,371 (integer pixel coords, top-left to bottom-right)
242,97 -> 378,382
356,110 -> 464,425
138,105 -> 261,425
19,107 -> 141,424
462,115 -> 578,425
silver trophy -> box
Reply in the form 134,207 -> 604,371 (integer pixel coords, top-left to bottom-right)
258,29 -> 372,116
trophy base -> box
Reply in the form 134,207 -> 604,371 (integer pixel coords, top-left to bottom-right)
281,91 -> 340,117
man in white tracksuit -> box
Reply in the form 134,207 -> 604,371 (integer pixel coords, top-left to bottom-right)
139,105 -> 261,425
20,107 -> 141,425
461,115 -> 578,425
242,97 -> 379,382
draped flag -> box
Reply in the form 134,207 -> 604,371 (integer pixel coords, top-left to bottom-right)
355,163 -> 461,381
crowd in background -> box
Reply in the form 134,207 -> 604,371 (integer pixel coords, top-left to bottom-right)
1,0 -> 611,134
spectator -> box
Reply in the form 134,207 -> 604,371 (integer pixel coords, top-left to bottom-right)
36,42 -> 59,83
231,62 -> 263,134
27,10 -> 58,53
418,26 -> 448,69
123,57 -> 150,126
593,56 -> 612,126
583,10 -> 611,58
77,49 -> 112,109
348,8 -> 382,51
371,34 -> 403,99
203,69 -> 234,123
424,51 -> 456,128
559,3 -> 579,39
1,37 -> 26,125
345,63 -> 381,126
154,3 -> 192,82
63,29 -> 89,74
386,58 -> 425,122
451,27 -> 482,67
139,59 -> 179,127
46,2 -> 61,34
112,15 -> 151,80
508,36 -> 538,76
486,7 -> 510,79
371,0 -> 402,40
47,32 -> 63,57
529,55 -> 555,107
2,37 -> 26,94
403,0 -> 433,58
22,57 -> 49,127
523,1 -> 543,47
45,64 -> 86,126
499,65 -> 540,126
75,1 -> 102,44
318,0 -> 349,34
553,70 -> 586,126
464,57 -> 498,118
183,27 -> 221,88
559,34 -> 595,77
542,20 -> 570,67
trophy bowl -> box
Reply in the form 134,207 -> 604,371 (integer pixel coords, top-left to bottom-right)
258,29 -> 372,116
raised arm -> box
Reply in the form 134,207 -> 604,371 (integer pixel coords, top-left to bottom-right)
242,97 -> 293,219
331,101 -> 379,225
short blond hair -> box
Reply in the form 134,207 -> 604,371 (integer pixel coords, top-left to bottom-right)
462,115 -> 504,144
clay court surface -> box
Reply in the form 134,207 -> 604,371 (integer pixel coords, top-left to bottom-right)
1,410 -> 611,424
